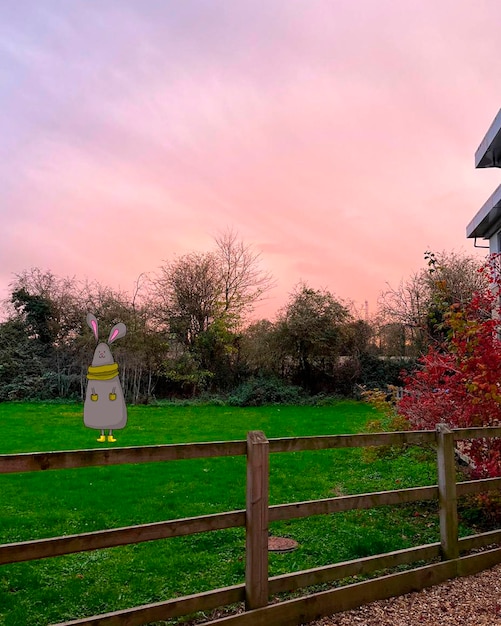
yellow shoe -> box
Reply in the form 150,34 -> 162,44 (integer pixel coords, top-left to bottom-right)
107,435 -> 116,443
97,435 -> 106,442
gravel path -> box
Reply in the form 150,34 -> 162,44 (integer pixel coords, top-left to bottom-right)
309,563 -> 501,625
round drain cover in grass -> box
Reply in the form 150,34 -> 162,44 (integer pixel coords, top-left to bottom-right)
268,536 -> 298,552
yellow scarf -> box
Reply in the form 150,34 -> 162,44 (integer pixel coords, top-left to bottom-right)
87,363 -> 119,381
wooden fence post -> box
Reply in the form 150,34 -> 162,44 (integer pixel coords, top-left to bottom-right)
245,430 -> 269,610
436,424 -> 459,561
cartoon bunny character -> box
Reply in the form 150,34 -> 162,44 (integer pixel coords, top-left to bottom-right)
84,313 -> 127,442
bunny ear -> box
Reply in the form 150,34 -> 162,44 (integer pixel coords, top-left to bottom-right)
108,322 -> 126,344
86,313 -> 99,341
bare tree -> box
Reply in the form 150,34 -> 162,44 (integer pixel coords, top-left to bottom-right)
154,230 -> 275,342
150,231 -> 275,393
214,228 -> 275,323
378,250 -> 488,354
154,251 -> 221,346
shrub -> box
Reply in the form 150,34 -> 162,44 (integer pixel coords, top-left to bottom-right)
398,258 -> 501,478
459,492 -> 501,531
358,354 -> 417,389
362,388 -> 411,461
228,377 -> 303,406
306,393 -> 343,406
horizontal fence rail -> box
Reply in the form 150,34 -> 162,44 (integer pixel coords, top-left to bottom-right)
4,425 -> 501,474
4,479 -> 500,567
268,430 -> 437,452
2,424 -> 501,626
0,511 -> 247,565
0,440 -> 248,474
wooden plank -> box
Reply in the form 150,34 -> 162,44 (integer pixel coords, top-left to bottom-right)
7,425 -> 500,476
459,528 -> 501,552
203,559 -> 459,625
4,426 -> 500,476
269,485 -> 438,522
267,530 -> 501,596
245,431 -> 269,610
453,426 -> 501,441
202,548 -> 501,626
51,584 -> 245,626
456,545 -> 501,576
436,424 -> 459,560
268,542 -> 441,594
0,440 -> 247,474
457,476 -> 501,496
268,430 -> 436,453
0,510 -> 246,565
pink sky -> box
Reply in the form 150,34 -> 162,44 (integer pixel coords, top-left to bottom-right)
1,0 -> 500,321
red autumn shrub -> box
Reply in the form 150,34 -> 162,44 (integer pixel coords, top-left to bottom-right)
398,255 -> 501,478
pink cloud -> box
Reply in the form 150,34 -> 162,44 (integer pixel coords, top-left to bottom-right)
1,1 -> 500,322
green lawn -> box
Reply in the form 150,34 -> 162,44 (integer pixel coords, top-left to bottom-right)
0,401 -> 452,625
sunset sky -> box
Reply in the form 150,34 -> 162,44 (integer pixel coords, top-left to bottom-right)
2,0 -> 501,321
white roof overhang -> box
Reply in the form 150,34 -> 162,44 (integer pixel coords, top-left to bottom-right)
466,184 -> 501,239
475,109 -> 501,168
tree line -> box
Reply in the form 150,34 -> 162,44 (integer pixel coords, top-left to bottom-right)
0,233 -> 485,404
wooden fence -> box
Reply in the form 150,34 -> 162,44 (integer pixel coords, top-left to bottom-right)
2,424 -> 501,625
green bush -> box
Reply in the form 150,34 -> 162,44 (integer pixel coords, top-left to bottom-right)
361,387 -> 412,461
358,354 -> 417,389
1,371 -> 60,401
228,377 -> 303,406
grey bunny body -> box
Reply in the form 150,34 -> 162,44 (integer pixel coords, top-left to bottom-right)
83,314 -> 127,440
83,353 -> 127,430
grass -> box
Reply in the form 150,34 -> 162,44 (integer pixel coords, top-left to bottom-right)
0,401 -> 465,625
